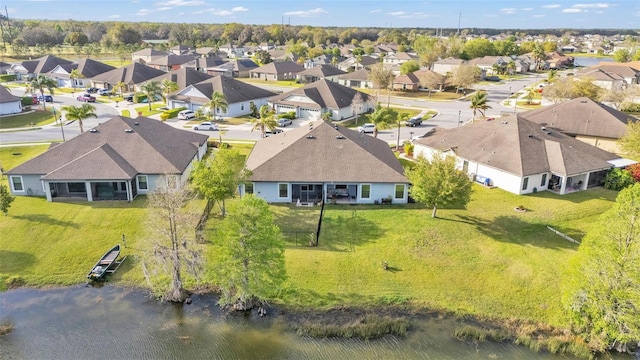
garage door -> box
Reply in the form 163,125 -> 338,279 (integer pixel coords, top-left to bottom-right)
299,108 -> 320,119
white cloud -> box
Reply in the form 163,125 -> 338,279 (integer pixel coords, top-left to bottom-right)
500,8 -> 517,14
542,4 -> 561,8
136,8 -> 152,15
212,10 -> 232,15
533,14 -> 546,18
370,9 -> 381,13
572,3 -> 612,8
522,7 -> 533,11
155,0 -> 204,6
231,6 -> 248,12
283,8 -> 327,17
563,8 -> 583,13
108,14 -> 121,18
157,6 -> 172,11
388,11 -> 406,16
199,6 -> 250,16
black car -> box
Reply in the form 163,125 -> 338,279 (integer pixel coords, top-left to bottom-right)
123,94 -> 134,102
405,115 -> 422,127
86,87 -> 98,93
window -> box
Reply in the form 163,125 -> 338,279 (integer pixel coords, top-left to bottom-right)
68,182 -> 86,193
394,184 -> 405,199
241,103 -> 244,111
278,183 -> 288,198
138,175 -> 148,190
245,182 -> 254,195
361,184 -> 371,199
522,177 -> 529,191
541,174 -> 547,187
10,176 -> 23,192
462,160 -> 469,173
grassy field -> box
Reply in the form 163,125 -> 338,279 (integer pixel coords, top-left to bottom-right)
0,110 -> 56,129
0,145 -> 618,330
134,103 -> 165,117
0,145 -> 49,175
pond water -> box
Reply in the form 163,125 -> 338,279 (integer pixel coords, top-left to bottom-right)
0,286 -> 582,359
573,56 -> 614,68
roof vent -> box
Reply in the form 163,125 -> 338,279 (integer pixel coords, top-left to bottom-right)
546,131 -> 552,135
306,135 -> 315,139
125,129 -> 134,133
89,129 -> 98,133
541,126 -> 546,130
528,134 -> 533,138
134,122 -> 139,126
580,100 -> 587,103
336,135 -> 345,139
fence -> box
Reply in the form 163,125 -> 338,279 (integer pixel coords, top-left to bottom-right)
547,226 -> 580,244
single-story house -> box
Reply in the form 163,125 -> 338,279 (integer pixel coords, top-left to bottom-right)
268,79 -> 374,120
337,55 -> 378,72
90,62 -> 167,92
432,57 -> 467,76
336,68 -> 373,89
8,55 -> 73,80
296,64 -> 346,84
132,48 -> 167,64
519,97 -> 638,153
243,120 -> 409,204
392,72 -> 420,92
46,58 -> 116,88
167,75 -> 276,117
147,54 -> 197,72
412,69 -> 446,91
413,115 -> 635,196
249,61 -> 304,81
146,67 -> 213,90
5,116 -> 208,202
577,64 -> 640,88
0,85 -> 22,115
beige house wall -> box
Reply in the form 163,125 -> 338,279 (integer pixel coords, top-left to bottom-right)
575,135 -> 622,154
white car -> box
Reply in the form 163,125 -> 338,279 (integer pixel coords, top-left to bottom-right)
265,128 -> 284,137
277,118 -> 293,127
178,110 -> 196,120
357,123 -> 375,133
193,122 -> 218,131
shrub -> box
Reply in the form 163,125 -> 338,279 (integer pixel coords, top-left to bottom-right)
21,96 -> 34,106
295,315 -> 409,340
621,102 -> 640,113
160,113 -> 169,121
278,111 -> 296,120
403,141 -> 414,157
604,168 -> 635,190
160,107 -> 186,120
133,93 -> 145,103
0,74 -> 17,82
627,163 -> 640,182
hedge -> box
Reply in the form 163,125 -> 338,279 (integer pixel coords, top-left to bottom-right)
160,107 -> 187,121
0,74 -> 17,82
21,96 -> 34,106
277,111 -> 296,120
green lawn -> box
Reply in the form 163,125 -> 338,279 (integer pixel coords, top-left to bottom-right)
0,110 -> 57,129
0,145 -> 49,176
134,103 -> 165,117
239,78 -> 303,88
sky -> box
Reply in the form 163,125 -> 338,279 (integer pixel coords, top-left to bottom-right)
4,0 -> 640,29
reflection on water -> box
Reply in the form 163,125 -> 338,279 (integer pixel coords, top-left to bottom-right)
1,286 -> 574,359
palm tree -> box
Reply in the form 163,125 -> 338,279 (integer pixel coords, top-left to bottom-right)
69,69 -> 84,91
115,81 -> 128,98
366,105 -> 396,138
525,88 -> 537,104
61,103 -> 97,134
251,105 -> 278,138
25,75 -> 57,111
161,79 -> 178,106
140,80 -> 163,111
547,69 -> 558,83
395,112 -> 410,150
206,91 -> 228,121
469,91 -> 492,121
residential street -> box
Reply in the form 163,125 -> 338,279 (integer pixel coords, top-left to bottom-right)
0,74 -> 543,145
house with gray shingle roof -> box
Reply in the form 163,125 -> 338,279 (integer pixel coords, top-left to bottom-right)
168,75 -> 276,117
0,85 -> 22,115
148,54 -> 197,72
132,48 -> 168,64
8,55 -> 73,80
243,120 -> 409,204
413,115 -> 633,195
249,61 -> 304,81
337,68 -> 373,89
519,97 -> 638,153
90,62 -> 166,92
432,57 -> 467,76
5,116 -> 208,201
46,58 -> 116,88
296,64 -> 346,84
268,79 -> 373,120
146,67 -> 213,90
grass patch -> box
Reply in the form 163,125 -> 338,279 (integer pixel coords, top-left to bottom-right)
0,110 -> 56,129
0,145 -> 49,173
295,314 -> 410,340
121,109 -> 131,117
454,325 -> 510,342
239,78 -> 303,88
134,103 -> 165,117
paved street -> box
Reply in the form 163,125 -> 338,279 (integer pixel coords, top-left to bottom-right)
0,74 -> 544,146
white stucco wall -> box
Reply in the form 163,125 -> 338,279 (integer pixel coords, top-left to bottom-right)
0,101 -> 22,115
250,181 -> 408,204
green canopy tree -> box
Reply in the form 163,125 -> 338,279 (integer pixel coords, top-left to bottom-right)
213,195 -> 286,311
250,105 -> 278,138
562,183 -> 640,353
61,103 -> 97,133
207,91 -> 228,121
365,104 -> 396,138
0,184 -> 15,216
25,75 -> 57,111
190,148 -> 251,217
143,176 -> 203,303
399,60 -> 419,75
406,153 -> 473,218
140,80 -> 163,111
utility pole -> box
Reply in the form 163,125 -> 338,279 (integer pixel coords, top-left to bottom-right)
457,10 -> 461,36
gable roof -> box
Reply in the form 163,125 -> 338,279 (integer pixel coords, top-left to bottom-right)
519,97 -> 637,139
393,72 -> 419,85
132,48 -> 167,57
296,64 -> 346,78
47,58 -> 116,79
148,54 -> 196,67
28,55 -> 73,75
414,115 -> 619,177
269,79 -> 370,110
578,64 -> 640,77
246,120 -> 407,183
249,61 -> 304,75
90,62 -> 166,85
338,68 -> 370,81
0,85 -> 21,103
171,75 -> 276,104
6,116 -> 208,179
230,58 -> 259,71
147,67 -> 213,89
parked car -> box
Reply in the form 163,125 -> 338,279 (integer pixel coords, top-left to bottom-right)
123,94 -> 134,102
97,88 -> 112,96
77,94 -> 96,102
405,115 -> 422,127
86,87 -> 98,93
178,110 -> 196,120
30,95 -> 40,105
277,118 -> 293,127
193,122 -> 218,131
37,94 -> 53,102
265,128 -> 284,137
357,123 -> 376,133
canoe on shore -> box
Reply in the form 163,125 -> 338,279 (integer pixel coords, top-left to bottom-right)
87,245 -> 120,280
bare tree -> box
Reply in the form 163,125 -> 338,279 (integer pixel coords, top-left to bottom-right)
598,88 -> 628,110
449,65 -> 479,95
369,62 -> 394,107
143,176 -> 203,302
418,71 -> 445,97
351,92 -> 364,125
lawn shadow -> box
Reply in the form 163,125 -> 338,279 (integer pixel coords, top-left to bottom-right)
11,213 -> 79,228
317,209 -> 383,252
0,251 -> 37,273
454,214 -> 578,249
